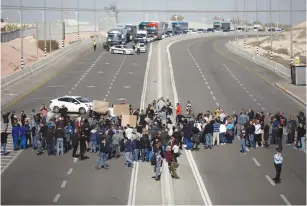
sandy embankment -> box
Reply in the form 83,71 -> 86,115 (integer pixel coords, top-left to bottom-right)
236,22 -> 306,66
1,31 -> 106,78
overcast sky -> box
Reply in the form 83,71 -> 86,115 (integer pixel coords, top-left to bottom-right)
1,0 -> 306,26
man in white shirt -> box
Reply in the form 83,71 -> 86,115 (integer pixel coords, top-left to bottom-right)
254,120 -> 262,147
172,142 -> 180,163
219,123 -> 227,145
125,124 -> 133,140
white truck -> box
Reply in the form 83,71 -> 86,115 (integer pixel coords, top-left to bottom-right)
134,30 -> 148,44
253,24 -> 265,32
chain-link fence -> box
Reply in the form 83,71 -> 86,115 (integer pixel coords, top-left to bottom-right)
1,27 -> 36,42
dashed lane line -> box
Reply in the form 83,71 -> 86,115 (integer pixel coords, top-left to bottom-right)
265,175 -> 276,186
67,168 -> 73,175
61,180 -> 67,188
252,157 -> 260,167
53,194 -> 61,203
280,194 -> 291,205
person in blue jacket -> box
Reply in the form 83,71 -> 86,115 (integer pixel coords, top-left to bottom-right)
132,137 -> 140,161
19,124 -> 28,149
12,121 -> 20,151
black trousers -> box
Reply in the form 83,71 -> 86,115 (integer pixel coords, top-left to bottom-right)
94,45 -> 96,51
72,142 -> 79,158
137,48 -> 140,55
287,133 -> 294,144
274,163 -> 282,181
254,134 -> 262,146
277,136 -> 283,151
79,139 -> 86,159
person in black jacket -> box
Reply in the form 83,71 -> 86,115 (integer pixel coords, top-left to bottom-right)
96,137 -> 109,169
72,128 -> 79,159
45,125 -> 55,155
1,132 -> 8,155
2,111 -> 10,133
140,131 -> 150,162
80,119 -> 90,160
173,127 -> 183,150
40,122 -> 48,150
276,124 -> 283,151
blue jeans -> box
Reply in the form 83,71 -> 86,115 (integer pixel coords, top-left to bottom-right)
37,139 -> 43,153
241,139 -> 246,153
161,144 -> 166,158
133,149 -> 139,161
1,143 -> 7,154
20,136 -> 26,149
141,148 -> 149,162
249,134 -> 255,148
220,132 -> 226,144
90,140 -> 97,153
97,152 -> 108,167
56,138 -> 64,155
125,152 -> 133,167
301,136 -> 305,150
205,133 -> 213,147
47,144 -> 53,155
13,136 -> 19,150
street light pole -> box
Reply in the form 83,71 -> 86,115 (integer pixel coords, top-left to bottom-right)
61,0 -> 64,48
20,0 -> 24,69
290,0 -> 293,65
256,0 -> 259,56
94,0 -> 97,33
77,0 -> 79,41
44,0 -> 46,57
270,0 -> 273,60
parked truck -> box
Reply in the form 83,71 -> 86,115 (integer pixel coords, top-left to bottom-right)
221,22 -> 234,32
146,21 -> 168,41
253,24 -> 265,31
104,28 -> 126,51
171,21 -> 189,35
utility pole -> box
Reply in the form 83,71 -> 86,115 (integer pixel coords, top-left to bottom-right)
236,0 -> 239,46
61,0 -> 64,48
290,0 -> 293,65
20,0 -> 24,69
44,0 -> 46,57
77,0 -> 79,41
256,0 -> 259,56
243,0 -> 246,49
270,0 -> 273,60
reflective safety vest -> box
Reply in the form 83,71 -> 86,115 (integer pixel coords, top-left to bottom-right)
93,41 -> 96,46
136,43 -> 140,49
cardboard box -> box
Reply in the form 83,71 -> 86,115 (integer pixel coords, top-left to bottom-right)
121,115 -> 137,127
113,104 -> 130,116
93,100 -> 109,113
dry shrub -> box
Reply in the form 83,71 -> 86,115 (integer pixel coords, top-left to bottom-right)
274,48 -> 289,55
38,40 -> 59,52
297,30 -> 306,39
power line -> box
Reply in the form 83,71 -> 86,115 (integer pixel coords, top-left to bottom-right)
1,5 -> 305,13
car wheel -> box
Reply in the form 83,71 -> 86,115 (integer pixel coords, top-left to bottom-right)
53,106 -> 60,113
111,49 -> 114,54
79,107 -> 86,114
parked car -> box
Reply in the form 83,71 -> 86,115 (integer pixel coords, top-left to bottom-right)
49,96 -> 93,114
110,45 -> 135,55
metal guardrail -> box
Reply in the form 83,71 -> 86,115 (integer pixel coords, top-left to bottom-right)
1,36 -> 105,89
226,41 -> 291,79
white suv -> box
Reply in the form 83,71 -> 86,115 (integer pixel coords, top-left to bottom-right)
49,96 -> 93,114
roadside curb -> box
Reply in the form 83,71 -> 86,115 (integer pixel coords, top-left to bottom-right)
274,83 -> 306,106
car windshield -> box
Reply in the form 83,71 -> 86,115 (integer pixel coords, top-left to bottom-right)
76,97 -> 90,103
136,34 -> 146,38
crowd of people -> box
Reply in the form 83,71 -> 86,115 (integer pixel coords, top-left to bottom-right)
1,97 -> 306,183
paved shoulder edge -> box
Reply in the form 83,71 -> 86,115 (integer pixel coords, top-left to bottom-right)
274,83 -> 306,106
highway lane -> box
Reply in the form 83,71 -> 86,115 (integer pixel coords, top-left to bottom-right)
58,47 -> 150,205
1,44 -> 149,205
169,36 -> 305,205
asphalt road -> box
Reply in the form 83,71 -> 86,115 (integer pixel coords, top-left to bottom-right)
2,32 -> 305,205
169,36 -> 306,205
1,42 -> 150,205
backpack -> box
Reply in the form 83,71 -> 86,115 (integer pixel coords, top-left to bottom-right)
151,152 -> 157,165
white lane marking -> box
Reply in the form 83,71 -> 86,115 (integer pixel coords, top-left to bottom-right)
80,77 -> 83,80
261,107 -> 266,111
67,168 -> 73,175
77,80 -> 81,84
265,175 -> 275,186
82,75 -> 86,78
280,194 -> 291,205
205,81 -> 208,85
252,158 -> 260,167
212,96 -> 216,100
85,72 -> 88,75
207,86 -> 211,90
112,79 -> 115,82
203,78 -> 207,81
246,147 -> 250,152
252,98 -> 257,102
110,82 -> 113,85
249,94 -> 254,97
257,102 -> 261,106
86,85 -> 96,88
186,150 -> 212,205
107,90 -> 110,94
3,93 -> 18,96
53,194 -> 60,203
73,158 -> 77,163
61,180 -> 67,188
109,87 -> 112,89
49,85 -> 66,88
32,97 -> 54,100
74,84 -> 78,87
210,91 -> 213,95
68,91 -> 72,94
243,87 -> 246,90
71,87 -> 75,90
105,94 -> 109,97
216,102 -> 219,106
132,161 -> 139,205
127,159 -> 137,205
169,41 -> 212,205
98,71 -> 104,74
240,84 -> 243,86
105,62 -> 109,64
246,90 -> 250,93
124,86 -> 131,89
158,41 -> 163,98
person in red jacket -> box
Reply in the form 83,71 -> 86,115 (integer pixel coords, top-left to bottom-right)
166,146 -> 180,179
176,103 -> 181,116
